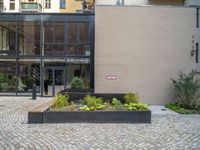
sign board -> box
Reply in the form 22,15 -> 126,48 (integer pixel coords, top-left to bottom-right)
66,58 -> 90,64
106,75 -> 117,80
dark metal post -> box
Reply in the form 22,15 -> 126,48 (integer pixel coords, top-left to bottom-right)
32,83 -> 36,100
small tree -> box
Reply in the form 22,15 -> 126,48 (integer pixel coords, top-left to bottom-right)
171,72 -> 200,110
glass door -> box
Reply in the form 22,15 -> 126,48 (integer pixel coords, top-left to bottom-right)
43,67 -> 65,96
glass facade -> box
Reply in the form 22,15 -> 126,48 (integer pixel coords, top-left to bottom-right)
0,14 -> 94,96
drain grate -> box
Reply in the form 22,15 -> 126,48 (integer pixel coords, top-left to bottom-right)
161,108 -> 167,111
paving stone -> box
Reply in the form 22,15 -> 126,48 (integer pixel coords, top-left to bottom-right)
0,97 -> 200,150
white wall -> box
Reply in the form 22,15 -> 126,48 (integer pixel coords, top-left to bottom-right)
3,0 -> 20,12
41,0 -> 59,13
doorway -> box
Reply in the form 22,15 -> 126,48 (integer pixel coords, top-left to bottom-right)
42,67 -> 66,96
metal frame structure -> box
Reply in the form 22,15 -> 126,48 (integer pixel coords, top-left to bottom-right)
0,13 -> 94,96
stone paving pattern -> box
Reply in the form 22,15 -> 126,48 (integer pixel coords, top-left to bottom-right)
0,97 -> 200,150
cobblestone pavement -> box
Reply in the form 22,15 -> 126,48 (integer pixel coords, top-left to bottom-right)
0,97 -> 200,150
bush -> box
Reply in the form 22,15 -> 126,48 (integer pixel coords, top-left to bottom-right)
70,77 -> 84,90
111,98 -> 126,110
0,73 -> 8,91
81,95 -> 105,111
166,103 -> 199,114
52,94 -> 69,109
171,72 -> 200,110
124,103 -> 148,111
124,92 -> 139,104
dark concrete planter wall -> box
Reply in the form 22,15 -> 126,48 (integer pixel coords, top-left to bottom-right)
60,91 -> 125,103
28,110 -> 151,124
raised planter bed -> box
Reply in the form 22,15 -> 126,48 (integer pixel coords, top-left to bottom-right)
43,110 -> 151,123
28,93 -> 151,124
28,107 -> 151,124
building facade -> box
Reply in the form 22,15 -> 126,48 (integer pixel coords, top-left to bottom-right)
0,0 -> 94,13
0,13 -> 94,96
0,1 -> 199,104
95,5 -> 197,105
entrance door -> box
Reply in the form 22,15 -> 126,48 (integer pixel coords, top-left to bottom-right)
43,67 -> 65,96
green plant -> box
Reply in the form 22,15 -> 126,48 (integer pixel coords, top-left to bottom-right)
124,103 -> 148,111
171,72 -> 200,110
124,92 -> 139,104
52,94 -> 69,109
111,98 -> 126,110
80,95 -> 105,111
0,73 -> 8,91
166,103 -> 199,114
70,77 -> 84,90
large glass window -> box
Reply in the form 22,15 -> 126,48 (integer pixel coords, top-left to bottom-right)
67,22 -> 90,56
68,23 -> 78,43
0,60 -> 16,94
18,60 -> 40,95
67,64 -> 90,89
18,22 -> 40,56
0,22 -> 16,56
79,23 -> 89,43
44,22 -> 65,55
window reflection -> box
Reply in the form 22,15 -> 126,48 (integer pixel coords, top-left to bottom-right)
18,22 -> 40,55
0,22 -> 16,56
67,45 -> 90,56
0,61 -> 16,93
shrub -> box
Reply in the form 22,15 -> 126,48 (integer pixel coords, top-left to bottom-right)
166,103 -> 199,114
171,72 -> 200,110
0,73 -> 8,91
52,94 -> 69,109
124,92 -> 139,104
124,103 -> 148,111
70,77 -> 84,90
81,95 -> 105,111
111,98 -> 126,110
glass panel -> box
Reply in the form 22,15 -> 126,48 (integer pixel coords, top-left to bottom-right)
55,23 -> 64,42
67,44 -> 90,56
68,23 -> 78,43
0,60 -> 16,95
79,23 -> 89,43
0,22 -> 16,56
44,69 -> 53,96
67,64 -> 90,89
18,22 -> 40,56
44,44 -> 65,55
44,23 -> 53,42
44,22 -> 64,43
55,69 -> 64,95
18,60 -> 40,95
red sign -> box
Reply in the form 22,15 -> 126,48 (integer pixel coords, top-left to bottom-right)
106,75 -> 117,80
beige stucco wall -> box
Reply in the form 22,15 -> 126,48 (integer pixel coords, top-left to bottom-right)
95,6 -> 196,105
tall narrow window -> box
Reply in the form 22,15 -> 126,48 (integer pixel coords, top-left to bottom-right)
45,0 -> 51,8
60,0 -> 66,9
10,0 -> 15,10
196,43 -> 199,63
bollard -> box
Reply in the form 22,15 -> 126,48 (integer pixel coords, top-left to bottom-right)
32,83 -> 36,100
